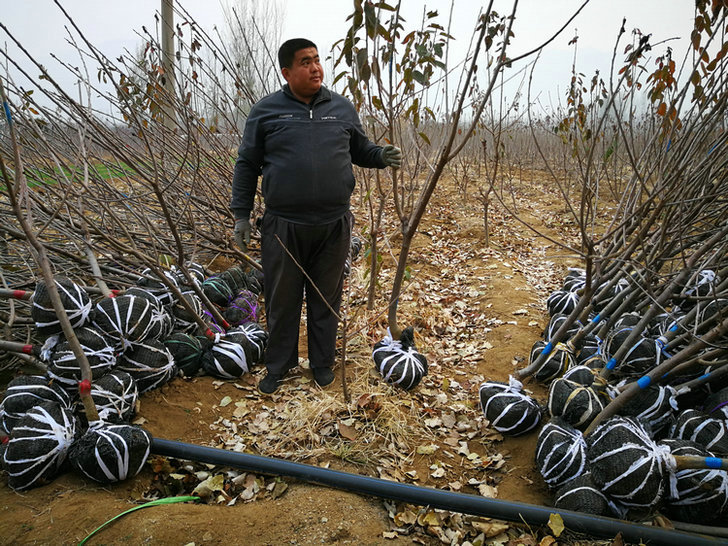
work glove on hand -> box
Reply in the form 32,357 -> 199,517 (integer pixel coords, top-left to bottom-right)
234,217 -> 252,251
382,145 -> 402,169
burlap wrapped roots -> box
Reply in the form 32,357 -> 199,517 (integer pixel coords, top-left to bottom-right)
0,375 -> 72,435
479,377 -> 542,436
586,416 -> 670,511
659,438 -> 728,524
372,327 -> 428,391
31,276 -> 93,338
1,401 -> 79,490
68,422 -> 152,484
536,418 -> 587,488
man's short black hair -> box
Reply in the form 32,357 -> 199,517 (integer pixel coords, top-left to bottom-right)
278,38 -> 318,69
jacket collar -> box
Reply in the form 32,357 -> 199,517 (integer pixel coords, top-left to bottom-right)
282,84 -> 331,106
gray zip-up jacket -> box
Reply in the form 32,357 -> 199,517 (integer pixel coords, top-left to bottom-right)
231,85 -> 387,225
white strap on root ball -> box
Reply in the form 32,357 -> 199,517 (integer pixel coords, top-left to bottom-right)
68,422 -> 152,484
116,339 -> 178,394
46,326 -> 117,390
547,378 -> 604,429
479,376 -> 542,436
372,327 -> 428,391
226,323 -> 268,364
546,290 -> 579,317
1,401 -> 79,490
31,277 -> 93,338
125,287 -> 174,340
671,408 -> 728,455
535,418 -> 587,488
618,384 -> 678,438
659,438 -> 728,524
93,295 -> 157,348
0,375 -> 72,435
586,416 -> 674,510
201,336 -> 251,379
91,370 -> 139,424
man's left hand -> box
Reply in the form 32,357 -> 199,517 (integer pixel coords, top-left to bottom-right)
382,145 -> 402,169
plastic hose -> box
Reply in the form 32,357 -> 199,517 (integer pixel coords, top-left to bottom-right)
151,438 -> 723,545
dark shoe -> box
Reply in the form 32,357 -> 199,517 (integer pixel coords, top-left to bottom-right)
258,372 -> 284,394
312,367 -> 335,387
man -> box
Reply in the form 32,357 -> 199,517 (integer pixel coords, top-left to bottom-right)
231,38 -> 401,394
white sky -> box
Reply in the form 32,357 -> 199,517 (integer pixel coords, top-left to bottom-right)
1,0 -> 696,106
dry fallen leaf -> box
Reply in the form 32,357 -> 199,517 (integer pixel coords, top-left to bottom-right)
337,421 -> 358,441
471,521 -> 509,538
547,513 -> 564,538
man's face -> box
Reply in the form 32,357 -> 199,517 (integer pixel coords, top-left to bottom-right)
282,47 -> 323,102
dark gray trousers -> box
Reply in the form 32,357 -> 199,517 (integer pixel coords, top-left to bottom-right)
260,212 -> 351,375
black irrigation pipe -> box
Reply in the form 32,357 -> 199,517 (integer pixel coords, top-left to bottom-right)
151,438 -> 723,546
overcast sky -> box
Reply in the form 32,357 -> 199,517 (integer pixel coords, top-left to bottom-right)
2,0 -> 696,106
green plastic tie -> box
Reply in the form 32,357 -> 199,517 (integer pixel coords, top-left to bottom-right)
78,495 -> 200,545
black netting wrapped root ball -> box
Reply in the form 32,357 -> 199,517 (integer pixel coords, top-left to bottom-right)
31,276 -> 93,337
201,336 -> 252,379
671,408 -> 728,455
529,340 -> 575,384
202,276 -> 235,307
124,287 -> 173,340
586,416 -> 670,509
603,329 -> 657,378
705,387 -> 728,419
46,326 -> 116,390
479,377 -> 542,436
547,378 -> 604,429
222,290 -> 260,326
619,385 -> 678,438
535,418 -> 587,488
554,472 -> 619,517
135,267 -> 178,306
68,422 -> 152,484
91,370 -> 138,423
372,327 -> 428,391
172,290 -> 204,333
227,323 -> 268,364
164,332 -> 207,377
1,401 -> 79,490
546,290 -> 579,317
117,339 -> 177,394
0,375 -> 72,435
659,438 -> 728,524
93,295 -> 157,346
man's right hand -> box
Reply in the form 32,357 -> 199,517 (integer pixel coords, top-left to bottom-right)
234,217 -> 252,251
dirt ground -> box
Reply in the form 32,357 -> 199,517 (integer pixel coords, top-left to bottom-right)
0,173 -> 612,545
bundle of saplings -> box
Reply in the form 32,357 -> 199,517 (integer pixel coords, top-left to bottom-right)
503,259 -> 728,524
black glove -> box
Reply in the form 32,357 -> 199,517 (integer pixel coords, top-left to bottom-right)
234,217 -> 252,251
382,145 -> 402,168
